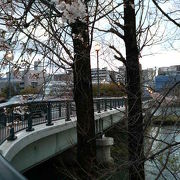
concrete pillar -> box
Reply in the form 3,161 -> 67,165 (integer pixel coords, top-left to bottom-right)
96,135 -> 114,165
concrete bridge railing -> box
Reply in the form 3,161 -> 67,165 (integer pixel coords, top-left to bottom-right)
0,98 -> 126,172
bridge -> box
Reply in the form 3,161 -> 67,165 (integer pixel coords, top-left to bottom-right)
0,97 -> 126,175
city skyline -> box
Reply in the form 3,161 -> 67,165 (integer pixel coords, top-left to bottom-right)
90,48 -> 180,70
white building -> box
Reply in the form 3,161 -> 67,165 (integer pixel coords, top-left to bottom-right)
4,60 -> 47,93
91,67 -> 117,84
117,66 -> 126,84
142,68 -> 156,85
22,69 -> 46,90
44,72 -> 73,97
158,65 -> 180,76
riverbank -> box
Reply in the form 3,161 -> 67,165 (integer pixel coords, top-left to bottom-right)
23,116 -> 180,179
23,120 -> 129,180
152,115 -> 180,126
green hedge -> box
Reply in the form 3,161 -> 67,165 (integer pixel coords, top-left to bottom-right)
93,83 -> 124,97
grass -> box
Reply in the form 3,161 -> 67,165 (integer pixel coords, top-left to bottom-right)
152,115 -> 180,125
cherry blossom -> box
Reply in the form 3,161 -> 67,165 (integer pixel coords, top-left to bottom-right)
52,0 -> 87,23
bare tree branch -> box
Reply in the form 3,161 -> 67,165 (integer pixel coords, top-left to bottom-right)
152,0 -> 180,28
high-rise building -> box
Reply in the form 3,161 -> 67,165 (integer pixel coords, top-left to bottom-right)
117,65 -> 126,84
158,65 -> 180,76
155,65 -> 180,93
155,74 -> 180,92
91,67 -> 116,84
142,68 -> 156,86
44,71 -> 73,97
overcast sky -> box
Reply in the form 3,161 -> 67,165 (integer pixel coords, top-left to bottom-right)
90,47 -> 180,70
140,51 -> 180,69
0,1 -> 179,74
90,0 -> 180,70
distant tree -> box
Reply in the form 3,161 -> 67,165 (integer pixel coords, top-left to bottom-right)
0,91 -> 6,98
93,83 -> 124,97
1,84 -> 19,99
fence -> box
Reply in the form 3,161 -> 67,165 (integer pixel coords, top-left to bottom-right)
0,97 -> 126,145
0,154 -> 26,180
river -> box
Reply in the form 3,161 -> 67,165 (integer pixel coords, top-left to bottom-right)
145,125 -> 180,180
24,125 -> 180,179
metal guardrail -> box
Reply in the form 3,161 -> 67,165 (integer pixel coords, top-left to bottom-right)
0,97 -> 126,145
0,154 -> 26,180
0,97 -> 126,180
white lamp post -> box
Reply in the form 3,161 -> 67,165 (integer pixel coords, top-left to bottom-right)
95,43 -> 101,98
5,51 -> 13,99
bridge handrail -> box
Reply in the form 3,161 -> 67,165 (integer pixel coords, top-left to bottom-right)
0,154 -> 26,180
0,97 -> 126,145
0,97 -> 126,109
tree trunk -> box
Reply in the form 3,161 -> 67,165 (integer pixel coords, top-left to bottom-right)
124,0 -> 145,179
71,20 -> 96,178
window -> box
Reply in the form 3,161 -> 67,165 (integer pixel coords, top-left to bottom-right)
31,82 -> 38,88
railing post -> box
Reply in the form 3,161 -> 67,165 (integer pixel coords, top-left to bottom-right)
122,98 -> 124,107
104,99 -> 107,111
95,120 -> 99,134
26,106 -> 34,132
7,108 -> 17,141
97,99 -> 101,113
58,103 -> 61,118
118,99 -> 120,108
66,101 -> 71,121
110,99 -> 112,110
114,99 -> 117,108
96,101 -> 98,112
70,102 -> 73,115
124,98 -> 128,117
46,102 -> 54,126
112,99 -> 114,108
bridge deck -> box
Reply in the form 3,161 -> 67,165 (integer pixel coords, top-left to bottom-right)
0,98 -> 126,172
